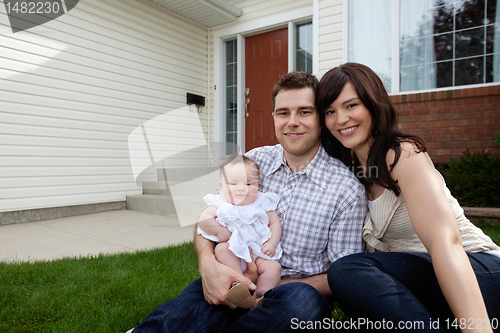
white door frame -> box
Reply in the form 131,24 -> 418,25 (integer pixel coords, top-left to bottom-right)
212,4 -> 317,163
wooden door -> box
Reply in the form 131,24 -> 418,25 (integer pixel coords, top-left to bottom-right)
245,28 -> 288,152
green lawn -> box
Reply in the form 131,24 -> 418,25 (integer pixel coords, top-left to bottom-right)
476,221 -> 500,245
0,243 -> 199,333
1,225 -> 499,333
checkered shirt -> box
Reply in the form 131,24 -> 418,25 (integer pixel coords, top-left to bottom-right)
246,144 -> 367,278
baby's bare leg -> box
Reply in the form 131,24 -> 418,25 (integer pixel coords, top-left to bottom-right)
255,258 -> 281,293
214,242 -> 243,274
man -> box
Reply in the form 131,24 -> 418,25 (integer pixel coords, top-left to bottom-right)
133,72 -> 367,333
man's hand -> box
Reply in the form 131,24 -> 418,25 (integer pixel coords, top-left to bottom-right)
242,248 -> 258,284
199,255 -> 256,309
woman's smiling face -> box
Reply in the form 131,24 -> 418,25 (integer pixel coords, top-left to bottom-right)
324,81 -> 374,155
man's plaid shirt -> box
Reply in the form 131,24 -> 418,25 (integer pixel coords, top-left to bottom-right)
246,144 -> 367,278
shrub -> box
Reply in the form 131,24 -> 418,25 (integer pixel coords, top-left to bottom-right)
438,149 -> 500,208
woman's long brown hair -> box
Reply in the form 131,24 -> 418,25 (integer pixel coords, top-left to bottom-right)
316,62 -> 426,195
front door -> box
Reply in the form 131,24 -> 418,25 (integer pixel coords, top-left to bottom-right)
244,28 -> 288,152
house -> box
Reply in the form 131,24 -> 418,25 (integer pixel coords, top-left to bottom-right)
0,0 -> 498,224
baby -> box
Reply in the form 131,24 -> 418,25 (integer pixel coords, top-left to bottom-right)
197,155 -> 282,309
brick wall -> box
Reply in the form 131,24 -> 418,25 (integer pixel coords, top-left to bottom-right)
391,85 -> 500,164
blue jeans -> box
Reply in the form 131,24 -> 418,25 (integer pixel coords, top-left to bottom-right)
133,278 -> 331,333
328,252 -> 500,332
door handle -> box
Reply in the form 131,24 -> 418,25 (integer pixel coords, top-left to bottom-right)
245,98 -> 250,117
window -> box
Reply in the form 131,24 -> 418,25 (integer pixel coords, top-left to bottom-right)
348,0 -> 393,90
296,22 -> 313,73
348,0 -> 500,93
225,39 -> 238,155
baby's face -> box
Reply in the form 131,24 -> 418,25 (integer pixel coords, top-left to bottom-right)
219,162 -> 260,206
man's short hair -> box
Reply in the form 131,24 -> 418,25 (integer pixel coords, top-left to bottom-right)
271,71 -> 319,110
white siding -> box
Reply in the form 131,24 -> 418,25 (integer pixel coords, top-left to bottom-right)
318,0 -> 344,76
0,0 -> 209,212
207,29 -> 215,161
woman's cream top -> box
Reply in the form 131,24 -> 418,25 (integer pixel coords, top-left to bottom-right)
363,176 -> 500,253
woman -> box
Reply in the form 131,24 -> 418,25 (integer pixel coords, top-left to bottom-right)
317,62 -> 500,332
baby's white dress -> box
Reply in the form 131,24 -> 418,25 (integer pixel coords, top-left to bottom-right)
197,192 -> 282,270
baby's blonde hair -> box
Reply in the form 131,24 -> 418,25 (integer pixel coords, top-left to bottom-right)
219,155 -> 260,183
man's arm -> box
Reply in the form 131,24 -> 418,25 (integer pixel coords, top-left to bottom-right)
193,226 -> 256,309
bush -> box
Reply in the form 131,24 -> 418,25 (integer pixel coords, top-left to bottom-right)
437,149 -> 500,208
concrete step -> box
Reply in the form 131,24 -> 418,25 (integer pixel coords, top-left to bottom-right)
142,180 -> 219,197
156,166 -> 220,182
141,181 -> 172,196
126,194 -> 176,216
127,166 -> 222,227
126,194 -> 208,227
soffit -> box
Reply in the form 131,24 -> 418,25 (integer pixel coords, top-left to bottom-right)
144,0 -> 242,28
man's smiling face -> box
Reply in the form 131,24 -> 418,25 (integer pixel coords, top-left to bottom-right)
272,87 -> 321,162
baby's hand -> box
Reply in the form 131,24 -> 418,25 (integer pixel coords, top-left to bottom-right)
262,242 -> 276,257
217,228 -> 232,242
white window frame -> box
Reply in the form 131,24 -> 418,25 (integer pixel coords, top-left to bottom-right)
345,0 -> 499,95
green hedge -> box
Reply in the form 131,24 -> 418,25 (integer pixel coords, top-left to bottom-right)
437,149 -> 500,208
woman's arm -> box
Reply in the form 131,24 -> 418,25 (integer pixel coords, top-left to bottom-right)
279,272 -> 332,297
390,144 -> 492,332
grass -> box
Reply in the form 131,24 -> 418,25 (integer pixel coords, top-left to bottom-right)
476,220 -> 500,245
1,224 -> 499,332
0,242 -> 199,333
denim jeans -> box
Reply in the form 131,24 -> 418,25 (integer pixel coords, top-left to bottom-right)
328,252 -> 500,332
132,278 -> 331,333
